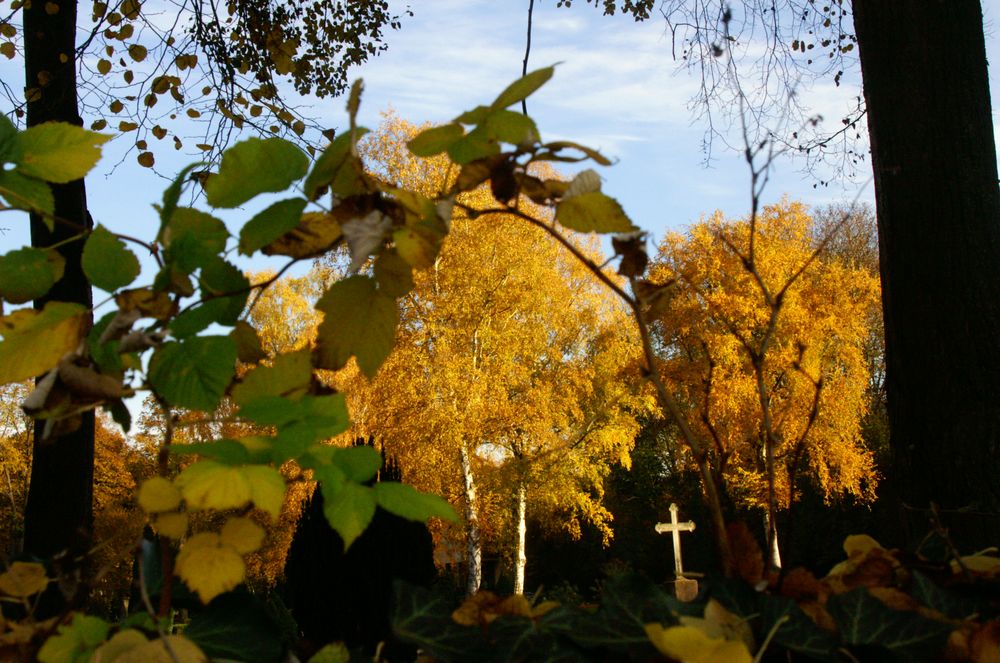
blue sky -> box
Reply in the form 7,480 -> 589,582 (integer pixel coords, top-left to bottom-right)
5,1 -> 1000,276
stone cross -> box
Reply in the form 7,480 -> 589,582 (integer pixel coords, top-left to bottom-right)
654,503 -> 696,578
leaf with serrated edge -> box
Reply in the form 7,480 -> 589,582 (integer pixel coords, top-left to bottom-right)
175,533 -> 245,604
0,247 -> 63,303
232,349 -> 312,406
239,197 -> 308,255
242,464 -> 286,518
176,460 -> 252,511
83,225 -> 140,292
322,482 -> 376,549
0,302 -> 84,384
556,192 -> 635,234
205,137 -> 308,208
14,122 -> 111,183
374,482 -> 458,523
315,275 -> 397,377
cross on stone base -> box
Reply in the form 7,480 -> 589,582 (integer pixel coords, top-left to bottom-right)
654,503 -> 698,601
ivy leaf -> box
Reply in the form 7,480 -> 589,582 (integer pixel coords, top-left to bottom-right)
827,587 -> 954,662
758,594 -> 837,660
238,197 -> 308,255
407,123 -> 464,157
0,247 -> 63,303
82,225 -> 140,292
205,137 -> 309,208
315,275 -> 398,377
13,122 -> 111,182
184,592 -> 285,663
321,482 -> 376,549
555,192 -> 635,233
0,170 -> 54,218
148,336 -> 237,411
490,66 -> 555,110
0,302 -> 85,384
373,482 -> 459,523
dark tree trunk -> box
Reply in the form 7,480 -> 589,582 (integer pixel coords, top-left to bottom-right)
853,0 -> 1000,549
21,0 -> 96,612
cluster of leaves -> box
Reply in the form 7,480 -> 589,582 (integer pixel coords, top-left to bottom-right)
392,531 -> 1000,662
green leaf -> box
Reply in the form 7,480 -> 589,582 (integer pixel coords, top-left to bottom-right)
0,247 -> 63,303
322,482 -> 376,549
303,129 -> 371,200
0,113 -> 17,164
910,571 -> 978,620
490,66 -> 555,110
157,163 -> 203,241
148,336 -> 237,411
373,482 -> 458,523
314,275 -> 398,377
205,137 -> 309,208
198,257 -> 249,325
827,588 -> 954,662
14,122 -> 111,183
162,207 -> 229,273
0,170 -> 54,218
759,595 -> 837,661
231,349 -> 312,407
392,582 -> 486,661
239,197 -> 308,255
541,140 -> 612,166
556,192 -> 635,233
185,592 -> 285,663
446,126 -> 500,165
37,613 -> 110,663
88,312 -> 123,374
169,438 -> 269,465
407,123 -> 464,157
453,105 -> 492,125
239,394 -> 349,443
82,225 -> 140,292
231,321 -> 267,364
331,445 -> 382,483
0,302 -> 85,384
483,110 -> 540,145
373,249 -> 415,298
393,225 -> 443,270
170,300 -> 233,338
307,643 -> 351,663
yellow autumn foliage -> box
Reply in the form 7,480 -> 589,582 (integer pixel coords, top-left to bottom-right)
648,200 -> 881,510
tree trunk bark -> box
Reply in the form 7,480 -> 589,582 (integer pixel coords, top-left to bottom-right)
460,444 -> 482,595
763,511 -> 781,571
513,482 -> 527,595
21,0 -> 96,613
853,0 -> 1000,549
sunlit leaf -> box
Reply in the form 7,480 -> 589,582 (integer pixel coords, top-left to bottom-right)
322,482 -> 376,549
219,516 -> 265,554
555,191 -> 635,233
238,197 -> 308,255
205,137 -> 308,208
13,122 -> 111,183
314,275 -> 397,377
0,247 -> 63,303
152,512 -> 188,539
489,66 -> 555,110
176,461 -> 252,511
161,207 -> 229,273
231,348 -> 312,406
0,302 -> 85,384
82,224 -> 140,291
242,464 -> 285,518
332,445 -> 381,482
137,476 -> 182,513
147,337 -> 236,411
483,110 -> 539,145
175,533 -> 246,604
260,211 -> 343,259
303,129 -> 371,199
373,482 -> 459,523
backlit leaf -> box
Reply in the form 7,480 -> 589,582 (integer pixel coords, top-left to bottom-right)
373,249 -> 414,298
483,110 -> 539,145
0,170 -> 54,217
242,465 -> 285,518
490,66 -> 555,110
148,336 -> 237,411
175,533 -> 245,603
0,561 -> 48,597
407,123 -> 464,157
231,321 -> 267,363
13,122 -> 111,183
219,516 -> 265,554
231,348 -> 312,406
644,624 -> 752,663
322,482 -> 375,549
238,197 -> 307,255
205,137 -> 308,208
0,302 -> 85,384
555,191 -> 635,233
137,476 -> 182,513
162,207 -> 229,273
176,461 -> 252,511
260,211 -> 342,259
374,482 -> 459,523
314,275 -> 397,377
332,445 -> 381,482
82,224 -> 140,291
303,129 -> 371,199
0,247 -> 63,303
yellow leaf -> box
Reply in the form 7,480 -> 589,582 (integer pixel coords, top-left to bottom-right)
0,303 -> 85,384
242,465 -> 285,518
843,534 -> 883,559
152,511 -> 188,539
137,476 -> 181,513
219,516 -> 265,554
176,460 -> 252,512
954,554 -> 1000,576
115,635 -> 206,663
0,561 -> 48,597
645,624 -> 753,663
92,629 -> 148,662
175,533 -> 245,603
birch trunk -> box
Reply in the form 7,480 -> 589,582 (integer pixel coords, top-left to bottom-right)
460,444 -> 482,595
513,482 -> 527,595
